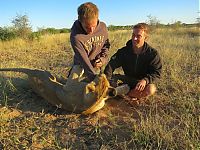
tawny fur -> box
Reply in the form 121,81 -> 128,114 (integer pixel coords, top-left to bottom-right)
0,68 -> 110,114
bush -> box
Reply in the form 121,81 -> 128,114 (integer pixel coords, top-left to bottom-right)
28,32 -> 41,41
60,28 -> 71,33
38,28 -> 71,35
0,27 -> 17,41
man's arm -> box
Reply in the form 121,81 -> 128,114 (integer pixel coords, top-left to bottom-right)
96,39 -> 110,65
70,37 -> 96,80
143,51 -> 162,84
104,49 -> 123,80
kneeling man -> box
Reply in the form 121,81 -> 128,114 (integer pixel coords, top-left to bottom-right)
104,23 -> 162,101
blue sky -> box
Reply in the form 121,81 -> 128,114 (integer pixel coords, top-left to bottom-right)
0,0 -> 199,31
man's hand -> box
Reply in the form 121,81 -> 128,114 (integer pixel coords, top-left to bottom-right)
135,79 -> 147,91
94,59 -> 103,68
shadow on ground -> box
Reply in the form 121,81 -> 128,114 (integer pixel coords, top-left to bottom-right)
0,75 -> 57,113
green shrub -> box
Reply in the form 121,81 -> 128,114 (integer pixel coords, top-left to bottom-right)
0,27 -> 17,41
28,32 -> 41,41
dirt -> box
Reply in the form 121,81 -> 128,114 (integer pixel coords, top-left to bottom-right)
0,82 -> 154,149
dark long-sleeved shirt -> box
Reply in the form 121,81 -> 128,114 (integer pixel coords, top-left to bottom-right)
104,40 -> 162,85
70,20 -> 110,79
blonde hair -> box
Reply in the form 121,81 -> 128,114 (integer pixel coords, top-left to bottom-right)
78,2 -> 99,22
133,23 -> 149,35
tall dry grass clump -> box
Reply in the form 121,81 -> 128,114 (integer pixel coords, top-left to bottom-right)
0,27 -> 199,149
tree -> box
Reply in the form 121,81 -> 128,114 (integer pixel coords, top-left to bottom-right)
146,15 -> 160,26
12,14 -> 32,39
171,21 -> 182,28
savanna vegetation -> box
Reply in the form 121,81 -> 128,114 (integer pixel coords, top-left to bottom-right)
0,22 -> 199,149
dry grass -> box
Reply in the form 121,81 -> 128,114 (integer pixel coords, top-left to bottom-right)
0,27 -> 199,149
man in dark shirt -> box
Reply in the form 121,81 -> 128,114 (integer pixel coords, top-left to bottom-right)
69,2 -> 110,81
104,23 -> 162,100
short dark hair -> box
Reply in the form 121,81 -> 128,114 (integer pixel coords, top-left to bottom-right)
78,2 -> 99,22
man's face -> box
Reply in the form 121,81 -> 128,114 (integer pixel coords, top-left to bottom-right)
81,18 -> 98,34
132,28 -> 147,48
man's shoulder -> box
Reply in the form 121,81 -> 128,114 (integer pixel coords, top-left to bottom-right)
126,39 -> 132,46
99,21 -> 107,27
144,43 -> 161,62
71,20 -> 84,35
71,20 -> 79,28
97,21 -> 108,32
145,43 -> 159,54
116,40 -> 131,55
